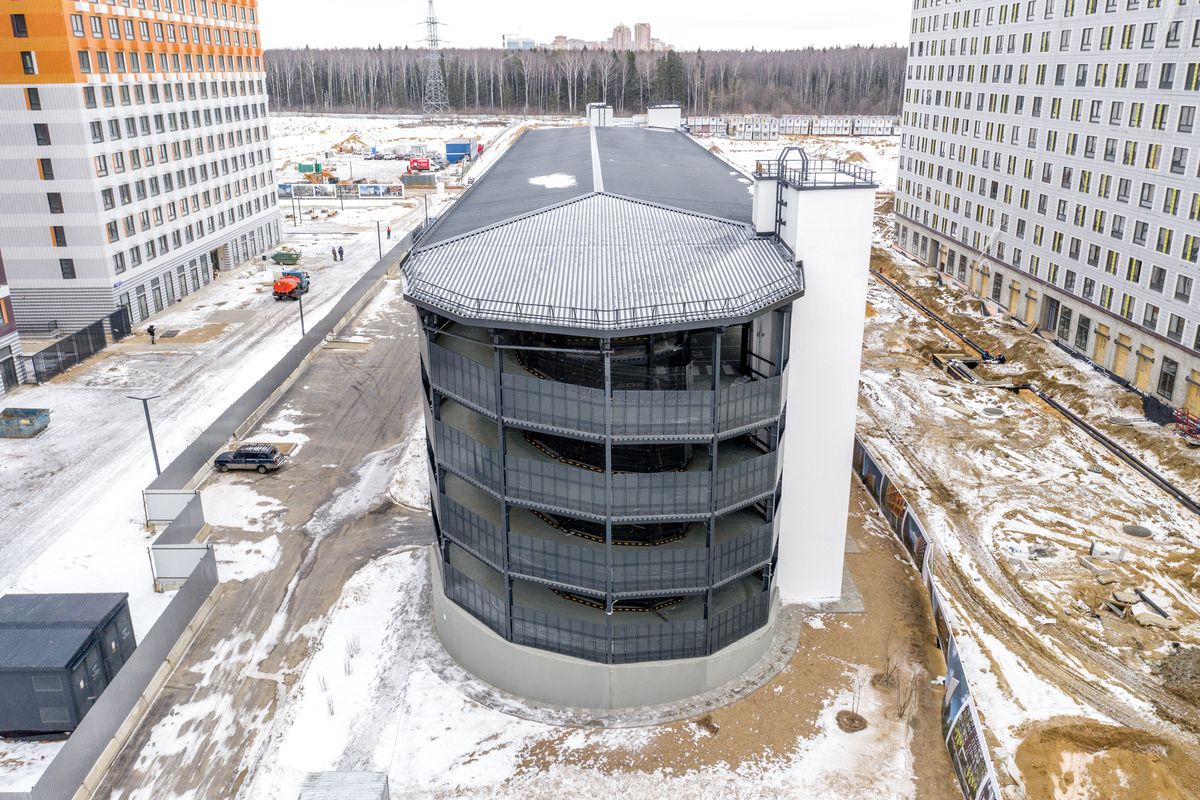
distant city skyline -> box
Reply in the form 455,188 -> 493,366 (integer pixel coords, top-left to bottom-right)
504,21 -> 671,52
257,1 -> 908,51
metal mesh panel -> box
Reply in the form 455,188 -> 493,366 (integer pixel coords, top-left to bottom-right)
433,421 -> 503,493
502,371 -> 607,435
440,494 -> 504,569
611,388 -> 714,437
715,452 -> 778,511
509,533 -> 607,591
610,618 -> 707,663
714,522 -> 775,582
719,376 -> 783,431
511,605 -> 610,662
428,343 -> 495,411
28,319 -> 109,383
443,561 -> 507,636
710,590 -> 771,653
505,455 -> 607,517
611,548 -> 707,593
612,470 -> 710,517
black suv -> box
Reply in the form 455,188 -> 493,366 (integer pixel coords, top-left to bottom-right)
213,444 -> 284,474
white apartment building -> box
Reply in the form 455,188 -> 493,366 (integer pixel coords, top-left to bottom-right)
1,0 -> 280,337
896,0 -> 1200,414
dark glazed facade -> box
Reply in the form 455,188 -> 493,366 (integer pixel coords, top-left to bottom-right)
416,307 -> 790,665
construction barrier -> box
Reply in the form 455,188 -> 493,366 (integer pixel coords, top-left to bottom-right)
853,435 -> 1002,800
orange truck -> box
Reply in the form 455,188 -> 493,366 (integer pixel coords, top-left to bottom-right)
272,270 -> 310,301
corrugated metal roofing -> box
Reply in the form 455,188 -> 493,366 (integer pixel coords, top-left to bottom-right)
0,626 -> 94,671
405,193 -> 801,332
0,593 -> 128,628
298,771 -> 389,800
418,126 -> 754,248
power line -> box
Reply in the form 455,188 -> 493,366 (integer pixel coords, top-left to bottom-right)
422,0 -> 450,118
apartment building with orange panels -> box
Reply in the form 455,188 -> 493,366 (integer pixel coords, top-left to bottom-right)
0,0 -> 279,336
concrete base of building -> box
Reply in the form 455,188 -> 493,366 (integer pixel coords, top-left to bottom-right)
430,554 -> 782,710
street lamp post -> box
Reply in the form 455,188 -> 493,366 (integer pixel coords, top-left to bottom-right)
376,221 -> 383,259
424,194 -> 430,229
298,292 -> 306,336
128,394 -> 162,475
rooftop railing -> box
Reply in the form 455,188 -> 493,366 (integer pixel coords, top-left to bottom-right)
753,157 -> 877,190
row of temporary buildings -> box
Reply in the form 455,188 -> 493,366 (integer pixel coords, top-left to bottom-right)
686,114 -> 899,140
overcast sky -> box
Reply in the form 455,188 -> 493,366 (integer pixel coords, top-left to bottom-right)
257,1 -> 909,52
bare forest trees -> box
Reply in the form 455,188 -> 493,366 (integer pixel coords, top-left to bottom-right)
264,46 -> 905,116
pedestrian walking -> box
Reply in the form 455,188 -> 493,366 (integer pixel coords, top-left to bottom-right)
338,246 -> 344,262
213,264 -> 220,280
331,246 -> 338,262
147,324 -> 157,345
386,225 -> 392,240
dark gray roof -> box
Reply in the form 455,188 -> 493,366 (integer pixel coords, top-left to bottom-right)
418,126 -> 753,248
0,593 -> 128,629
405,193 -> 801,332
0,626 -> 95,671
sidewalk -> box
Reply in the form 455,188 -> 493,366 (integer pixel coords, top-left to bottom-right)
0,199 -> 432,636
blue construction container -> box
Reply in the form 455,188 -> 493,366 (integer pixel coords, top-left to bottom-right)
445,138 -> 474,165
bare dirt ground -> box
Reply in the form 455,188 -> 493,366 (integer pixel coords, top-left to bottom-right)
865,201 -> 1200,796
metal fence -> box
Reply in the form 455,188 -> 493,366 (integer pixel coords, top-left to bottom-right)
852,435 -> 1001,800
26,308 -> 132,384
428,342 -> 783,441
440,548 -> 772,666
0,549 -> 218,800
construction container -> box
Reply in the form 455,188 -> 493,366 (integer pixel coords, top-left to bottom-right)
298,771 -> 390,799
0,627 -> 111,735
0,593 -> 136,687
297,162 -> 324,174
444,138 -> 477,165
587,103 -> 613,127
647,104 -> 682,130
0,407 -> 50,438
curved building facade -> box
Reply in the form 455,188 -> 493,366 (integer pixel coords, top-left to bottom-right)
405,128 -> 875,708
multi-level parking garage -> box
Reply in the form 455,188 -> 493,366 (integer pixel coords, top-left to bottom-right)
404,126 -> 875,708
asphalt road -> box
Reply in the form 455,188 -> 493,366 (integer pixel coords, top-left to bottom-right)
96,273 -> 431,798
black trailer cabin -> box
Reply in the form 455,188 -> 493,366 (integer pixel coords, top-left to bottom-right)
0,593 -> 137,736
0,593 -> 136,682
0,626 -> 109,736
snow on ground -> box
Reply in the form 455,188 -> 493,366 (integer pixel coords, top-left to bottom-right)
693,134 -> 900,192
242,549 -> 919,800
387,417 -> 429,511
201,482 -> 286,533
213,535 -> 282,583
0,739 -> 63,792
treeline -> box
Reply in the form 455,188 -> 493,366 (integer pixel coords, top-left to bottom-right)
264,46 -> 905,117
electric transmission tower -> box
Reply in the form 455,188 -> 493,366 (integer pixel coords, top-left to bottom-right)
422,0 -> 450,118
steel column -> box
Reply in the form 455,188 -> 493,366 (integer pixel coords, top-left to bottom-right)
706,328 -> 722,653
603,340 -> 615,663
492,331 -> 514,638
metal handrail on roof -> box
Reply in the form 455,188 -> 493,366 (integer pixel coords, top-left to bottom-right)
407,268 -> 804,332
753,157 -> 877,190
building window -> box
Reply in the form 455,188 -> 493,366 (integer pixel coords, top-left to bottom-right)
1142,304 -> 1159,330
78,50 -> 91,73
20,51 -> 36,75
58,258 -> 75,279
51,226 -> 67,247
1157,357 -> 1178,400
1176,275 -> 1193,303
38,158 -> 53,180
1075,315 -> 1092,350
46,193 -> 63,214
1166,314 -> 1185,342
25,87 -> 40,111
70,14 -> 84,37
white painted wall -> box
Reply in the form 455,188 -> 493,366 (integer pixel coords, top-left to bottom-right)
646,105 -> 682,130
773,184 -> 875,603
